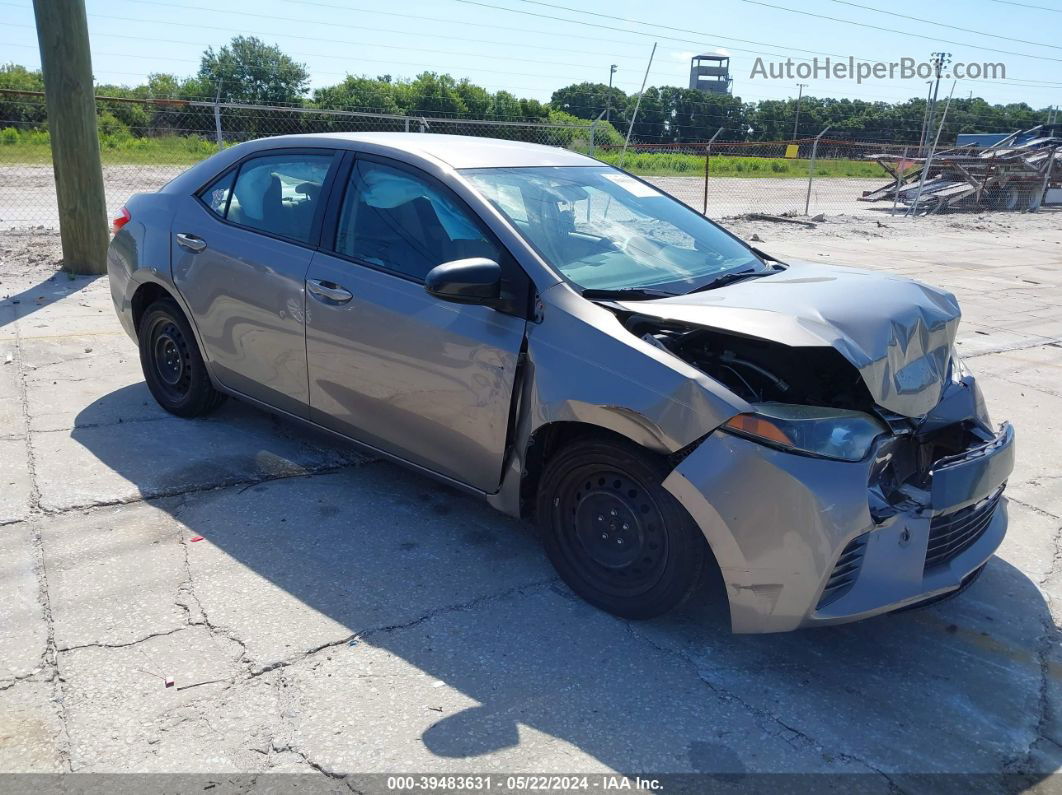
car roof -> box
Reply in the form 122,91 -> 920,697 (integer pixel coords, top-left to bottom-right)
247,132 -> 602,169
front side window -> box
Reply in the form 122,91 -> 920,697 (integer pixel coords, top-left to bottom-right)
335,159 -> 503,281
225,153 -> 333,244
462,166 -> 763,294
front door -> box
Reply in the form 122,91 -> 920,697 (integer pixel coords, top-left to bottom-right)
305,155 -> 528,491
171,149 -> 338,417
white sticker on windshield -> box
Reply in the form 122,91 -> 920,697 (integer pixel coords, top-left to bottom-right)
602,173 -> 660,198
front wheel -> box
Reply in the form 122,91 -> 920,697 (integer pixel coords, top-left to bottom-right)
139,298 -> 225,417
536,436 -> 708,619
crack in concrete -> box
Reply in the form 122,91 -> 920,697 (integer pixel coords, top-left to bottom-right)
173,517 -> 253,681
0,669 -> 46,692
56,627 -> 188,654
1009,496 -> 1062,522
33,458 -> 375,517
621,621 -> 906,791
247,577 -> 559,679
1002,513 -> 1061,777
964,337 -> 1062,359
13,317 -> 74,772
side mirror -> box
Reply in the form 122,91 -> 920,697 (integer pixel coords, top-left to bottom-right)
425,258 -> 502,306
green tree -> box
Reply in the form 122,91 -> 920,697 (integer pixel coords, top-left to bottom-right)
550,82 -> 627,120
455,80 -> 491,118
0,64 -> 46,126
313,76 -> 402,115
397,72 -> 467,116
198,36 -> 309,106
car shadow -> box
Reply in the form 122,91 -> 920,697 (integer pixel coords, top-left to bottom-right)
1,272 -> 95,330
71,386 -> 1059,781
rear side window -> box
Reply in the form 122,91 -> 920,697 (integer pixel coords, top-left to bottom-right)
200,170 -> 234,217
220,153 -> 333,244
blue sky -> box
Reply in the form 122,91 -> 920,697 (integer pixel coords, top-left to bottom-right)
3,0 -> 1061,108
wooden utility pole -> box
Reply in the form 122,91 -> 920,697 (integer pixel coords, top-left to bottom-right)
32,0 -> 108,274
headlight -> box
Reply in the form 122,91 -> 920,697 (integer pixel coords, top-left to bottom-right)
722,403 -> 887,462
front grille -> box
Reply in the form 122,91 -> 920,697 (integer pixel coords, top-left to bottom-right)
924,488 -> 1003,571
817,534 -> 868,609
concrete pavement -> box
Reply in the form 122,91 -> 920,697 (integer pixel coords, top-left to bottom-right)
0,219 -> 1060,788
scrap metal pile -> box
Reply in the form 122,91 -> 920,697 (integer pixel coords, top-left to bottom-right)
860,133 -> 1062,214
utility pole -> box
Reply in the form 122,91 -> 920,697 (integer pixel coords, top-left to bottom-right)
918,80 -> 933,154
32,0 -> 108,274
924,52 -> 951,155
793,83 -> 807,139
605,64 -> 618,122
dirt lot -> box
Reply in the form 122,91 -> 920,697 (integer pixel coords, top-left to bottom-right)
1,214 -> 1060,788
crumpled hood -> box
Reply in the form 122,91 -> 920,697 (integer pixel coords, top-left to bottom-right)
617,260 -> 961,417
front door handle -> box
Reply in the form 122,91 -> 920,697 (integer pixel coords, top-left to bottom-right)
307,279 -> 353,304
176,233 -> 207,253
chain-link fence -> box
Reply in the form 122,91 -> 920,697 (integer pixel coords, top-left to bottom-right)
1,91 -> 625,230
3,90 -> 1046,231
592,137 -> 919,219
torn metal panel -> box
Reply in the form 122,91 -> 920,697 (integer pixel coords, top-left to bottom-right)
862,135 -> 1062,212
664,418 -> 1014,633
613,261 -> 961,418
522,284 -> 750,451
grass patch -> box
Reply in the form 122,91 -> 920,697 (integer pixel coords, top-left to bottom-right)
0,128 -> 219,166
594,150 -> 884,179
1,127 -> 885,178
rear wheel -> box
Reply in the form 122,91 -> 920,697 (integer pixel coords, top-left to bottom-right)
139,298 -> 225,417
536,436 -> 707,619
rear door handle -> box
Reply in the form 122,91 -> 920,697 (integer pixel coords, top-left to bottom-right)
176,233 -> 207,252
307,279 -> 353,304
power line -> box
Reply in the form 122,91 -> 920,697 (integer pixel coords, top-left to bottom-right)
988,0 -> 1062,11
447,0 -> 860,63
109,0 -> 657,65
6,2 -> 1060,108
438,0 -> 1062,90
826,0 -> 1062,50
62,0 -> 1062,93
740,0 -> 1062,63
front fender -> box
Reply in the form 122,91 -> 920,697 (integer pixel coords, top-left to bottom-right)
486,285 -> 748,516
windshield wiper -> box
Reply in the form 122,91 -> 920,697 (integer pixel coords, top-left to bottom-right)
687,266 -> 778,293
581,287 -> 677,301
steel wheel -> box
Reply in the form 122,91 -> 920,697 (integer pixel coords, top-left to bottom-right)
537,435 -> 708,619
149,319 -> 193,402
138,298 -> 225,417
555,466 -> 669,598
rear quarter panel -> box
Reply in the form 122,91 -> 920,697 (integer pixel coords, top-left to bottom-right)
106,192 -> 181,341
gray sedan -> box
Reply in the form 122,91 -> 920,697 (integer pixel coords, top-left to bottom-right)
107,133 -> 1014,632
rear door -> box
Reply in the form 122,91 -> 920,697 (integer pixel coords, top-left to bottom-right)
304,154 -> 529,491
171,148 -> 340,417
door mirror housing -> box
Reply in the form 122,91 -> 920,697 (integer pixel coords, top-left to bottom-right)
425,258 -> 502,306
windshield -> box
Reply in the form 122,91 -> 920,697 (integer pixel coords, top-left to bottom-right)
461,165 -> 763,294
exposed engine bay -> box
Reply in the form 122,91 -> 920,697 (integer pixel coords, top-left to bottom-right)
623,313 -> 878,413
615,310 -> 996,505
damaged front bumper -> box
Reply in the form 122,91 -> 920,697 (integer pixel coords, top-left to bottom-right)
662,417 -> 1014,634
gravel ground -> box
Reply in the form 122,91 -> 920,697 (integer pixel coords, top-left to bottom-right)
0,203 -> 1060,787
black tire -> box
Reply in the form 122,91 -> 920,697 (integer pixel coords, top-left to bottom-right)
536,436 -> 708,619
138,298 -> 225,417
